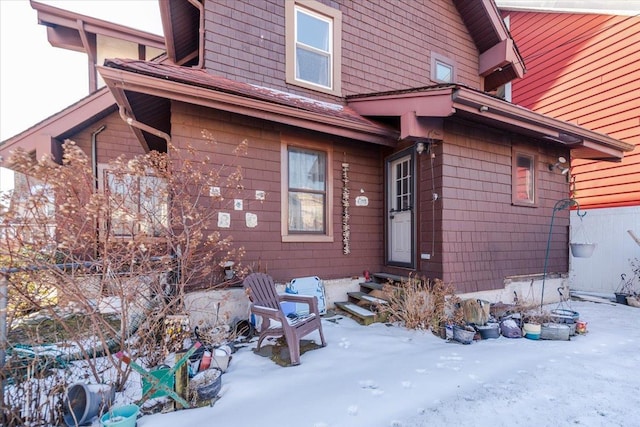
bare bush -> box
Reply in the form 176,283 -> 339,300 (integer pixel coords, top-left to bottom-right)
381,276 -> 462,333
1,137 -> 246,425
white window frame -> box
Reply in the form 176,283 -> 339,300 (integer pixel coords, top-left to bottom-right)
431,52 -> 457,84
281,137 -> 333,243
285,0 -> 342,96
512,150 -> 538,207
98,164 -> 169,238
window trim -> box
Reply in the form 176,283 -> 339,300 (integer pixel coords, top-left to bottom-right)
431,52 -> 457,84
281,137 -> 334,243
511,149 -> 538,207
285,0 -> 342,96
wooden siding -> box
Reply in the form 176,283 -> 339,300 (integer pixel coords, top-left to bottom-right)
420,121 -> 572,293
170,102 -> 385,285
69,112 -> 149,162
202,0 -> 482,102
506,11 -> 640,209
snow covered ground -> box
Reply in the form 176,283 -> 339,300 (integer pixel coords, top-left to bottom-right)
108,299 -> 638,427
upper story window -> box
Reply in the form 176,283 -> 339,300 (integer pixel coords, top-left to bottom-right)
281,137 -> 333,242
431,52 -> 456,84
286,0 -> 342,96
512,149 -> 537,206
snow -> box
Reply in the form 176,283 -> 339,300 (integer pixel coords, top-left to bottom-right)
95,300 -> 639,427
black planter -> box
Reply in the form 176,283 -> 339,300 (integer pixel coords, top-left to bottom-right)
615,293 -> 629,305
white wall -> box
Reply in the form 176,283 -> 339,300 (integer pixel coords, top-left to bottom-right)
569,206 -> 640,294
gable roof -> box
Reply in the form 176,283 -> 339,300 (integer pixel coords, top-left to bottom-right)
0,88 -> 116,164
452,0 -> 526,90
98,59 -> 398,147
161,0 -> 526,91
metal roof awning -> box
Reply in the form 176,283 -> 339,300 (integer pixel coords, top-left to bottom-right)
347,85 -> 634,161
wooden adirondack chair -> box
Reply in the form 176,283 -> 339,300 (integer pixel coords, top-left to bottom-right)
243,272 -> 326,366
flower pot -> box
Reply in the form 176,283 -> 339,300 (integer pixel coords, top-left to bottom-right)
190,368 -> 222,401
576,320 -> 588,334
615,293 -> 629,305
452,325 -> 475,344
100,404 -> 139,427
523,323 -> 541,340
540,323 -> 571,341
475,323 -> 500,339
63,383 -> 115,427
570,243 -> 596,258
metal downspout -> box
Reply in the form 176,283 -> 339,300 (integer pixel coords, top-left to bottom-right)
91,125 -> 106,189
118,106 -> 172,146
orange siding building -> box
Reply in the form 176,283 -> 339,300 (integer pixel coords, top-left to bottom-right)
504,11 -> 640,209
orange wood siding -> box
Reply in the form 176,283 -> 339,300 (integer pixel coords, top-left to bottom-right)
506,11 -> 640,209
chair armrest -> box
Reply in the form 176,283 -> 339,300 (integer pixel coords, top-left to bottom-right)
251,304 -> 286,321
279,294 -> 320,314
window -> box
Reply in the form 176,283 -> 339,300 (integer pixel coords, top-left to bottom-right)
281,139 -> 333,242
101,166 -> 168,237
512,150 -> 537,206
431,52 -> 456,83
286,0 -> 342,95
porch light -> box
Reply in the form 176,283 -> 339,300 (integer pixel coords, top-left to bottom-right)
548,156 -> 569,175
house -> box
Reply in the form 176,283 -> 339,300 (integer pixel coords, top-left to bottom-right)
0,0 -> 634,319
497,2 -> 640,294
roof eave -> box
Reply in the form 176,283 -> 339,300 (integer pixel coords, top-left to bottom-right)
31,0 -> 165,52
0,88 -> 116,168
348,86 -> 632,161
452,87 -> 634,160
98,66 -> 398,147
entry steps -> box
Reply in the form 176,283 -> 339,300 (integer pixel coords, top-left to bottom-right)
334,273 -> 408,325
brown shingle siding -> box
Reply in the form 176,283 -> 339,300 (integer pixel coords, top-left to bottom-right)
169,102 -> 384,283
204,0 -> 481,101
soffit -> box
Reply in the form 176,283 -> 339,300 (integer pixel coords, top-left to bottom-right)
30,0 -> 164,55
159,0 -> 201,65
453,0 -> 526,91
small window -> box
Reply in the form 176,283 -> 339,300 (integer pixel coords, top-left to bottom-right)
512,150 -> 537,206
281,139 -> 333,242
101,166 -> 168,237
431,52 -> 456,83
286,0 -> 342,95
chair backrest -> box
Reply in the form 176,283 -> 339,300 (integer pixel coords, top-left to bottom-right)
243,272 -> 280,310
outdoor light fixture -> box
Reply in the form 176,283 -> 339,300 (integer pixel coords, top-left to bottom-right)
416,141 -> 426,154
549,156 -> 570,175
479,105 -> 489,112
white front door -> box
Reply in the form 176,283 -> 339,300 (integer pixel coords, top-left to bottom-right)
387,154 -> 414,266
